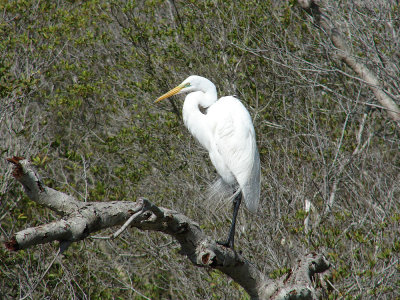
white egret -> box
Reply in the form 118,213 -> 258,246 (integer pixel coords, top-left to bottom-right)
155,75 -> 260,249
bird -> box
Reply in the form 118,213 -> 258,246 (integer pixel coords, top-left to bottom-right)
155,75 -> 260,249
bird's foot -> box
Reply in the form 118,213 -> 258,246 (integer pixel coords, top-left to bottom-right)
217,239 -> 234,249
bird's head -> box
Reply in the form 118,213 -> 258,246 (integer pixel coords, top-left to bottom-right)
155,75 -> 214,103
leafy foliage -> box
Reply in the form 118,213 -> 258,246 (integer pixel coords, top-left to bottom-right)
1,0 -> 399,299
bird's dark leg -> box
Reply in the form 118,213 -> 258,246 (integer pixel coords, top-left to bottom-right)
217,191 -> 242,249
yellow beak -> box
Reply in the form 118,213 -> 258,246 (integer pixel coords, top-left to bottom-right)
154,85 -> 184,103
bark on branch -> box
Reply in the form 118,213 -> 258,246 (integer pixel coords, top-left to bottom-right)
298,0 -> 400,123
4,157 -> 330,299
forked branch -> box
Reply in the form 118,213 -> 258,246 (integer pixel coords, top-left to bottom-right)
4,157 -> 330,299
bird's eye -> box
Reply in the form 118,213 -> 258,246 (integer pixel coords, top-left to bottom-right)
184,83 -> 191,88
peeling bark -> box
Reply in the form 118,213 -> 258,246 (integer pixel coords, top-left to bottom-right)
5,157 -> 330,299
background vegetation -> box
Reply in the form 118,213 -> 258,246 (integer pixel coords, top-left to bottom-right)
1,0 -> 399,299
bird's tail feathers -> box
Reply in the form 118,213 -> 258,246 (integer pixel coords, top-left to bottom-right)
206,178 -> 238,211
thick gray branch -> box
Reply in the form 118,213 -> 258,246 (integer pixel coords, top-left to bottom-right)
298,0 -> 400,123
6,157 -> 82,215
5,157 -> 330,299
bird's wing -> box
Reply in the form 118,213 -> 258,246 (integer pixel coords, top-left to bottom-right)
209,97 -> 260,212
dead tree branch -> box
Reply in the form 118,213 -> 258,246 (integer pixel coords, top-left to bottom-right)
4,157 -> 330,299
298,0 -> 400,123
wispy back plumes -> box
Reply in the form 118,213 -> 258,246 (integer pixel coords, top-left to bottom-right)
205,177 -> 239,212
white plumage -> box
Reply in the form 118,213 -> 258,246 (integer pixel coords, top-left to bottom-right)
156,75 -> 261,248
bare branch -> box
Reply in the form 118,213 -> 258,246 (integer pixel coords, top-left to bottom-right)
298,0 -> 400,123
5,158 -> 330,299
270,252 -> 331,300
7,156 -> 83,215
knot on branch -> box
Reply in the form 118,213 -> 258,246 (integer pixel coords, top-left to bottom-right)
196,240 -> 218,266
134,198 -> 168,228
195,240 -> 245,268
270,252 -> 331,300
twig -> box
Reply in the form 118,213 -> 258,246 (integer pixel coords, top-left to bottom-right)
20,248 -> 61,300
112,209 -> 144,239
298,0 -> 400,123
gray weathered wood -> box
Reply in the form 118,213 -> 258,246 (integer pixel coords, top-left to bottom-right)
5,157 -> 330,299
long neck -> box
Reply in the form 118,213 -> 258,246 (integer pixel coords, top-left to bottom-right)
199,85 -> 217,108
182,90 -> 217,151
